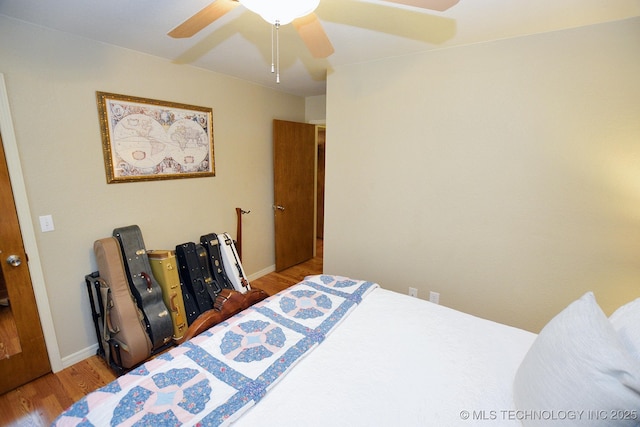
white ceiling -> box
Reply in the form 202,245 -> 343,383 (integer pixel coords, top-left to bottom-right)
1,0 -> 638,97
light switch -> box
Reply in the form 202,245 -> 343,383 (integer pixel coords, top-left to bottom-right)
39,214 -> 55,232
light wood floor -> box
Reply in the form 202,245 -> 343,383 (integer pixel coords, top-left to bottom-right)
0,242 -> 322,427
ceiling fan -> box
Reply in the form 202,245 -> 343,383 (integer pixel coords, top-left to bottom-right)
168,0 -> 460,58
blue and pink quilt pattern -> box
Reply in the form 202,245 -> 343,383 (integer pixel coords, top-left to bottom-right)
53,275 -> 378,426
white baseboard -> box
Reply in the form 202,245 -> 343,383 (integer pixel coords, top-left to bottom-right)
60,343 -> 99,370
248,265 -> 275,281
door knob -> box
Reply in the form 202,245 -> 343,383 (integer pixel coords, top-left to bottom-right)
273,205 -> 285,211
6,254 -> 21,267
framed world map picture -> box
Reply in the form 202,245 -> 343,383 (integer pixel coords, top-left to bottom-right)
96,91 -> 215,183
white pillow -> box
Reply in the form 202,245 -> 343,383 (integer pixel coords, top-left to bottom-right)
513,292 -> 640,427
610,297 -> 640,359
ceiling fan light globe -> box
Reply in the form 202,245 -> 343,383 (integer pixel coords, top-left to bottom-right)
239,0 -> 320,25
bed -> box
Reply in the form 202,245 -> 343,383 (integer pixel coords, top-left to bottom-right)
53,275 -> 640,426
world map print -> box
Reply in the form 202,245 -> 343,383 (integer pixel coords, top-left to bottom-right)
105,98 -> 213,179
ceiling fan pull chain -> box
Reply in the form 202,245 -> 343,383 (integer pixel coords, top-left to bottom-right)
275,21 -> 281,84
271,24 -> 275,74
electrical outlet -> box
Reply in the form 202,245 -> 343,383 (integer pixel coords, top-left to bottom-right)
408,287 -> 418,298
429,291 -> 440,304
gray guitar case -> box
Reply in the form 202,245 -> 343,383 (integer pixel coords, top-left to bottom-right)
113,225 -> 172,351
94,237 -> 152,369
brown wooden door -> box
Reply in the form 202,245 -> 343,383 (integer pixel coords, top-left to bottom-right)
273,120 -> 316,271
316,127 -> 325,239
0,132 -> 50,394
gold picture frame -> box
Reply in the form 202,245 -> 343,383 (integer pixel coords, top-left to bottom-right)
96,91 -> 215,183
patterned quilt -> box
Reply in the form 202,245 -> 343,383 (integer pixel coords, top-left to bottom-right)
53,275 -> 378,426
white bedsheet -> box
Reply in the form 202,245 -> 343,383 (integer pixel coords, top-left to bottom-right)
235,287 -> 536,426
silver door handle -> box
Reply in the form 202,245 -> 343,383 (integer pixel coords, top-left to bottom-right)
6,254 -> 21,267
273,205 -> 285,211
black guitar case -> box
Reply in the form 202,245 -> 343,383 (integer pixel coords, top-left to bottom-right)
113,225 -> 173,351
197,244 -> 223,298
175,242 -> 216,319
180,283 -> 200,326
200,233 -> 234,291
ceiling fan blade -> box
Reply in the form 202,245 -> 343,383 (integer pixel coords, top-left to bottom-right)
293,14 -> 335,59
384,0 -> 460,12
319,0 -> 456,45
168,0 -> 239,38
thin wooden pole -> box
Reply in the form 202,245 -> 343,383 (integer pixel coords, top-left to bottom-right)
235,208 -> 250,261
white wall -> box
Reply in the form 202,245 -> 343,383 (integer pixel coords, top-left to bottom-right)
324,17 -> 640,333
305,95 -> 326,124
0,16 -> 304,367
